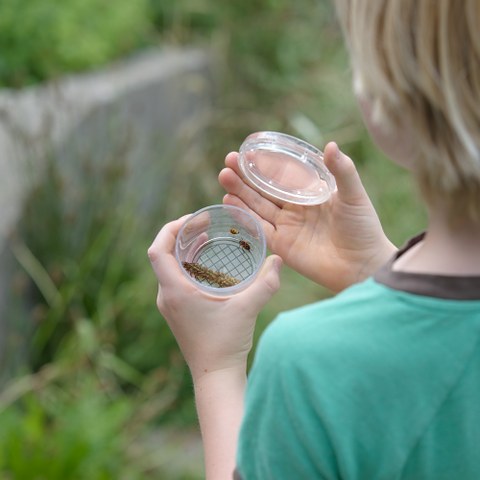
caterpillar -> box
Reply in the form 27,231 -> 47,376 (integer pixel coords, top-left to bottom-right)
182,262 -> 240,288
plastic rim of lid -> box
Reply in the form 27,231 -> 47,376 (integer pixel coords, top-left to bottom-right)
238,131 -> 337,205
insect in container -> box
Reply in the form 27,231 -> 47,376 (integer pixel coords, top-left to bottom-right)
239,240 -> 251,251
182,262 -> 240,288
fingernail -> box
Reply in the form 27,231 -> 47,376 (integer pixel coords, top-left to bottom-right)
273,256 -> 283,273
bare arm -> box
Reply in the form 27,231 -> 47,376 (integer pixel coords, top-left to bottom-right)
148,219 -> 282,479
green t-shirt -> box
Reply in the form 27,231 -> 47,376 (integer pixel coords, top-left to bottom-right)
236,236 -> 480,479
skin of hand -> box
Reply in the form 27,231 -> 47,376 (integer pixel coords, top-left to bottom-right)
148,217 -> 282,479
218,141 -> 397,292
147,216 -> 283,381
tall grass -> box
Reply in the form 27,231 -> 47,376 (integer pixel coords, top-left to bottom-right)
3,142 -> 205,477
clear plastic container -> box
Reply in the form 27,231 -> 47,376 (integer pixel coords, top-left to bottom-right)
238,131 -> 336,205
175,205 -> 266,296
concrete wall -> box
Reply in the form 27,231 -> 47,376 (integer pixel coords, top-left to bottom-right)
0,48 -> 215,375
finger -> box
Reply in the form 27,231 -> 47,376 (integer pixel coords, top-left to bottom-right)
225,151 -> 241,174
323,142 -> 368,204
147,215 -> 190,279
155,285 -> 164,313
223,193 -> 277,241
223,151 -> 286,208
218,167 -> 282,226
237,255 -> 282,313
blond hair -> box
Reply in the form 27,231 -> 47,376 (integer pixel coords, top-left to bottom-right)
334,0 -> 480,223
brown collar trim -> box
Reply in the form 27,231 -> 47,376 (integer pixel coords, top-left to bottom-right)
233,468 -> 243,480
374,233 -> 480,300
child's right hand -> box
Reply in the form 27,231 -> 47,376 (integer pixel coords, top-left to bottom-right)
218,142 -> 396,292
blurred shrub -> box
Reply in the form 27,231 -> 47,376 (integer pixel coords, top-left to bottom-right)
5,144 -> 200,476
149,0 -> 343,119
148,1 -> 365,183
9,144 -> 196,421
0,0 -> 152,88
149,0 -> 220,39
0,323 -> 192,479
0,390 -> 135,479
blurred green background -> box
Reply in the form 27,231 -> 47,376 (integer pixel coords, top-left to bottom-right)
1,0 -> 426,478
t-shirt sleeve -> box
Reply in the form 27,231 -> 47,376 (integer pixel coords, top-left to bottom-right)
235,313 -> 338,480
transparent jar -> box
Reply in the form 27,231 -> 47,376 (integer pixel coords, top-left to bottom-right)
175,205 -> 266,296
238,131 -> 336,205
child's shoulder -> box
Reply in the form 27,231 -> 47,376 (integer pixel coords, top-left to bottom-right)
258,277 -> 395,351
254,278 -> 393,372
255,275 -> 480,378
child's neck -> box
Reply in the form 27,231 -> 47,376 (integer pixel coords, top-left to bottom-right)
393,211 -> 480,276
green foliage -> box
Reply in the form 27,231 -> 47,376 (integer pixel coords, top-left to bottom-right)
150,0 -> 344,134
0,330 -> 197,480
149,0 -> 220,39
0,390 -> 134,479
10,148 -> 192,409
0,0 -> 152,88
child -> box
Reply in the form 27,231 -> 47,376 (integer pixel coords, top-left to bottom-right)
148,0 -> 480,478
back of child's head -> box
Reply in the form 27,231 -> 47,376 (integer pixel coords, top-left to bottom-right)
334,0 -> 480,223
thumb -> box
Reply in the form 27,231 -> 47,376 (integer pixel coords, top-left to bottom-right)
239,255 -> 282,313
324,141 -> 368,204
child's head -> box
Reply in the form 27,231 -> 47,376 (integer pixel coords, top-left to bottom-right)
334,0 -> 480,224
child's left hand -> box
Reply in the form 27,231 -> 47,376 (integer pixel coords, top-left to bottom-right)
148,216 -> 283,381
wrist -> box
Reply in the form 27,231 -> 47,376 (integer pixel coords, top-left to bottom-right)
358,237 -> 397,281
191,361 -> 248,385
185,336 -> 254,383
374,238 -> 397,269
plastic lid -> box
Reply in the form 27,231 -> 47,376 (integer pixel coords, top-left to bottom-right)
238,131 -> 336,205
